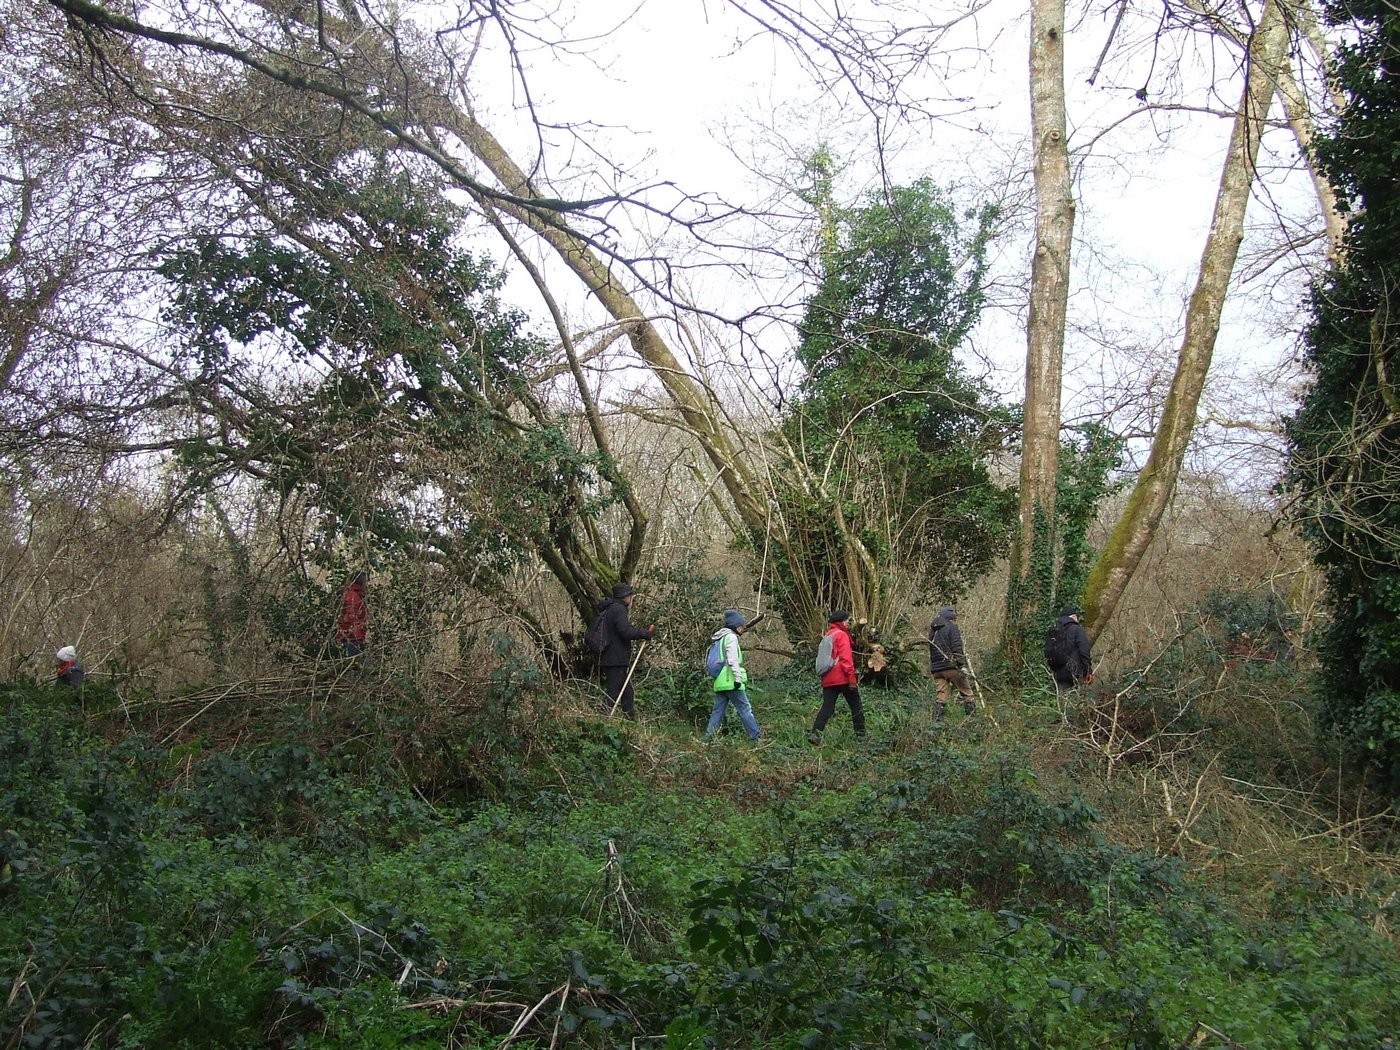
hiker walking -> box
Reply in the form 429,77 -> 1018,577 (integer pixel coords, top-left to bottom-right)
335,572 -> 369,662
1046,606 -> 1093,687
598,582 -> 655,720
54,645 -> 85,690
703,609 -> 761,742
927,606 -> 975,720
808,610 -> 866,744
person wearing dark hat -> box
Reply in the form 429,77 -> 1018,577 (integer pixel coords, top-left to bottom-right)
928,606 -> 975,720
704,608 -> 761,741
598,582 -> 655,720
807,609 -> 866,744
54,645 -> 85,690
1045,606 -> 1093,687
335,572 -> 369,662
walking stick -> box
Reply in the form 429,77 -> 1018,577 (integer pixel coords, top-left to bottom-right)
963,653 -> 1001,729
609,640 -> 648,717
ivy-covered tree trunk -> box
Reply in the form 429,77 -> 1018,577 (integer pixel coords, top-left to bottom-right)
781,176 -> 1014,641
1286,0 -> 1400,791
1003,0 -> 1075,666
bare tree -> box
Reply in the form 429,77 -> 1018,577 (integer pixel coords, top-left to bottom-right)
1081,0 -> 1340,643
38,0 -> 1009,641
1003,0 -> 1076,664
1001,0 -> 1344,662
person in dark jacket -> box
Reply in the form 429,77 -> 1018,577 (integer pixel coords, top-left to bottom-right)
807,610 -> 866,744
598,582 -> 655,720
336,572 -> 369,662
1048,607 -> 1094,686
54,645 -> 85,690
928,606 -> 975,719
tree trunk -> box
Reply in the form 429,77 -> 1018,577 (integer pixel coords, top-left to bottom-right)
1003,0 -> 1075,664
1083,0 -> 1289,642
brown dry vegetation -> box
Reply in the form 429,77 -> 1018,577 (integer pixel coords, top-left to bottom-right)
13,449 -> 1397,920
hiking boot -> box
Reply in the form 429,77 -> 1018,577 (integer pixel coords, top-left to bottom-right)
934,703 -> 946,722
807,731 -> 821,746
964,704 -> 976,717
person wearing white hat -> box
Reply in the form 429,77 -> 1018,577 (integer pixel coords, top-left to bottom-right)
54,645 -> 85,689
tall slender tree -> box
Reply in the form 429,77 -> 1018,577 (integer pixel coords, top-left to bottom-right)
1004,0 -> 1074,666
1082,0 -> 1291,641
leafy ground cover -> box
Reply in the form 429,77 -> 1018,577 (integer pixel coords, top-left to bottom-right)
2,660 -> 1397,1049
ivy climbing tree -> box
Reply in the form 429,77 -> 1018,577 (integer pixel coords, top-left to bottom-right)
1285,0 -> 1400,792
773,175 -> 1016,637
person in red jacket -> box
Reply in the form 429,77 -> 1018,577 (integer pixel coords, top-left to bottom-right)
335,572 -> 369,661
807,609 -> 866,744
54,645 -> 85,690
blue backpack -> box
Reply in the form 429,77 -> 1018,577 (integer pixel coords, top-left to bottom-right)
705,637 -> 727,678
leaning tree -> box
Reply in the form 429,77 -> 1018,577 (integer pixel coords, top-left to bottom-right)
1011,0 -> 1346,670
36,0 -> 1014,645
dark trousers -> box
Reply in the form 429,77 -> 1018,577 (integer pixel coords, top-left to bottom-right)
812,684 -> 865,735
338,639 -> 367,672
604,664 -> 636,719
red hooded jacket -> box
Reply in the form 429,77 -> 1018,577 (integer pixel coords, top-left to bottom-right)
819,621 -> 858,688
336,581 -> 368,644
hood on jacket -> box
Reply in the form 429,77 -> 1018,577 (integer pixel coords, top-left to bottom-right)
710,627 -> 737,641
930,607 -> 956,631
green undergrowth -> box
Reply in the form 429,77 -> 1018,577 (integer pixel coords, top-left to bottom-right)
1,671 -> 1397,1049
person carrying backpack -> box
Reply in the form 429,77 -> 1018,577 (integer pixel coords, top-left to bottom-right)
335,572 -> 369,662
703,608 -> 761,742
54,645 -> 85,690
595,582 -> 655,720
807,610 -> 866,744
928,606 -> 975,720
1045,606 -> 1094,687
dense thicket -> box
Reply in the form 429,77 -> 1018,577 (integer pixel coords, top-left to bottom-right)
4,646 -> 1397,1048
1288,0 -> 1400,793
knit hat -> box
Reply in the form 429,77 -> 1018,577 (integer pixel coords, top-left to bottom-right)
828,609 -> 850,623
723,608 -> 747,630
612,582 -> 636,599
55,645 -> 77,663
1061,606 -> 1082,619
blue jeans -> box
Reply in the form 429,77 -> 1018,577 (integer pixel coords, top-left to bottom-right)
705,688 -> 761,740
